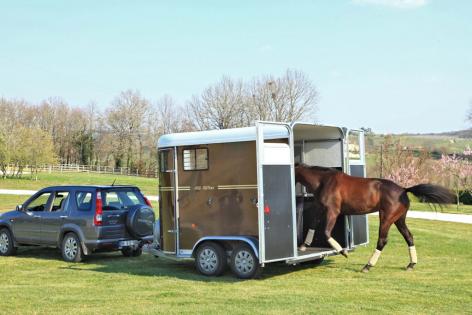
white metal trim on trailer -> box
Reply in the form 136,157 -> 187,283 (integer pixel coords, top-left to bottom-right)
173,146 -> 183,257
158,125 -> 290,148
346,129 -> 370,247
256,122 -> 265,264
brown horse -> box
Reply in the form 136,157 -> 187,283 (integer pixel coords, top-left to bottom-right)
295,164 -> 455,272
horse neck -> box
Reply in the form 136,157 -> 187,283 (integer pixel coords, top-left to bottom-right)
296,168 -> 323,188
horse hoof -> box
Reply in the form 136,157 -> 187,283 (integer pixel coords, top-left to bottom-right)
341,250 -> 349,258
406,263 -> 416,271
361,264 -> 371,273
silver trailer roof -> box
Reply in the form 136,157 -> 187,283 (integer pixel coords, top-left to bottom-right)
158,125 -> 289,148
157,122 -> 345,148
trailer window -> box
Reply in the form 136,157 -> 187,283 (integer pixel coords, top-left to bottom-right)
183,148 -> 208,171
348,133 -> 361,160
160,151 -> 169,172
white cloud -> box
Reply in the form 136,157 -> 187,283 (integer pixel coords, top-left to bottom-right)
352,0 -> 429,9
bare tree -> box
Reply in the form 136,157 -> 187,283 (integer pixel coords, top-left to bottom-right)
467,100 -> 472,125
187,76 -> 247,130
187,70 -> 318,130
106,89 -> 150,168
248,69 -> 318,123
155,95 -> 185,134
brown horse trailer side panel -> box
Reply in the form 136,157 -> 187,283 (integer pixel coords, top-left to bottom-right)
177,141 -> 259,250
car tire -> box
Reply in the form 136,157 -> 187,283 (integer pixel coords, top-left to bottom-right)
121,247 -> 142,257
230,244 -> 260,279
0,228 -> 17,256
61,233 -> 83,263
195,242 -> 226,277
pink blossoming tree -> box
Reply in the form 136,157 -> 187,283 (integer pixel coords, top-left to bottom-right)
437,147 -> 472,210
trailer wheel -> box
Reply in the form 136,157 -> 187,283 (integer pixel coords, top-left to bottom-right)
195,242 -> 226,277
230,244 -> 260,279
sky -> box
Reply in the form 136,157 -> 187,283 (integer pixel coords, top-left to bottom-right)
0,0 -> 471,133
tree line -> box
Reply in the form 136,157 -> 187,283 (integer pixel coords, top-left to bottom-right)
0,69 -> 318,177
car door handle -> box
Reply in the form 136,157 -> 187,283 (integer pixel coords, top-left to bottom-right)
33,215 -> 41,218
60,215 -> 68,219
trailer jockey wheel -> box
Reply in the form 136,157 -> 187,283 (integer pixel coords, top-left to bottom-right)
230,244 -> 260,279
195,242 -> 226,277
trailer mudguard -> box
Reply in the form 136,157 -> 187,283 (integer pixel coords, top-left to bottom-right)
191,236 -> 259,258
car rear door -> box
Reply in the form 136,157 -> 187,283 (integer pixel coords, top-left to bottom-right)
99,188 -> 146,240
40,190 -> 71,245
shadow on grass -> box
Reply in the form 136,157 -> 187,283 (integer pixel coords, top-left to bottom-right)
14,246 -> 336,282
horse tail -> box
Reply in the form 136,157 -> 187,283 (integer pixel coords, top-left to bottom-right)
405,184 -> 456,205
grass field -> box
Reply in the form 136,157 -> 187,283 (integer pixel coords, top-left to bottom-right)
0,218 -> 471,314
0,172 -> 157,195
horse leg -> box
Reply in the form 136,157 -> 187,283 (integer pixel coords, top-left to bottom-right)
324,208 -> 348,258
361,217 -> 393,272
395,216 -> 417,271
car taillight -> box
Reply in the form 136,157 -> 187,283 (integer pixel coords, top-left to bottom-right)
144,196 -> 153,208
94,191 -> 103,226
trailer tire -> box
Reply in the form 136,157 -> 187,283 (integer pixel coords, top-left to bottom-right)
195,242 -> 226,277
230,244 -> 260,279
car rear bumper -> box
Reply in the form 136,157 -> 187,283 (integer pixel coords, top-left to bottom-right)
84,235 -> 154,253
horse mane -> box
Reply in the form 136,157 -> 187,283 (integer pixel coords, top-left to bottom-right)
295,163 -> 340,173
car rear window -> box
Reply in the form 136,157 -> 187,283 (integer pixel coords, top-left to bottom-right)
101,189 -> 145,211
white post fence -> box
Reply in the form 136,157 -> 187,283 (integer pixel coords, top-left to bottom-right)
1,164 -> 158,178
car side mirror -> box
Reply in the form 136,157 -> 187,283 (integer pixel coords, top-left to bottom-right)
16,204 -> 24,212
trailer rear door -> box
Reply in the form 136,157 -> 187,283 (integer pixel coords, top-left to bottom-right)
347,130 -> 369,247
256,122 -> 296,263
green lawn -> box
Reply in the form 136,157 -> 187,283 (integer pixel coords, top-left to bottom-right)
0,172 -> 158,195
410,201 -> 472,215
0,218 -> 471,314
0,195 -> 29,212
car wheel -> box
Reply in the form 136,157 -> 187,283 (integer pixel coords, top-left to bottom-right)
195,242 -> 226,277
121,247 -> 142,257
0,228 -> 17,256
61,233 -> 83,263
230,244 -> 260,279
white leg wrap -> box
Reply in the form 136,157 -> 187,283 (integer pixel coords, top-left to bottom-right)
409,246 -> 417,264
368,249 -> 382,266
327,237 -> 343,252
304,229 -> 315,245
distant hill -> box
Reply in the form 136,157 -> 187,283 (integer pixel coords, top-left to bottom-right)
366,129 -> 472,155
422,129 -> 472,139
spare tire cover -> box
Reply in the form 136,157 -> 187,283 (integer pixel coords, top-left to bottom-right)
126,205 -> 155,239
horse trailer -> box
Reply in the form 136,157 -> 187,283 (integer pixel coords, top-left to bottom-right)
150,121 -> 369,278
